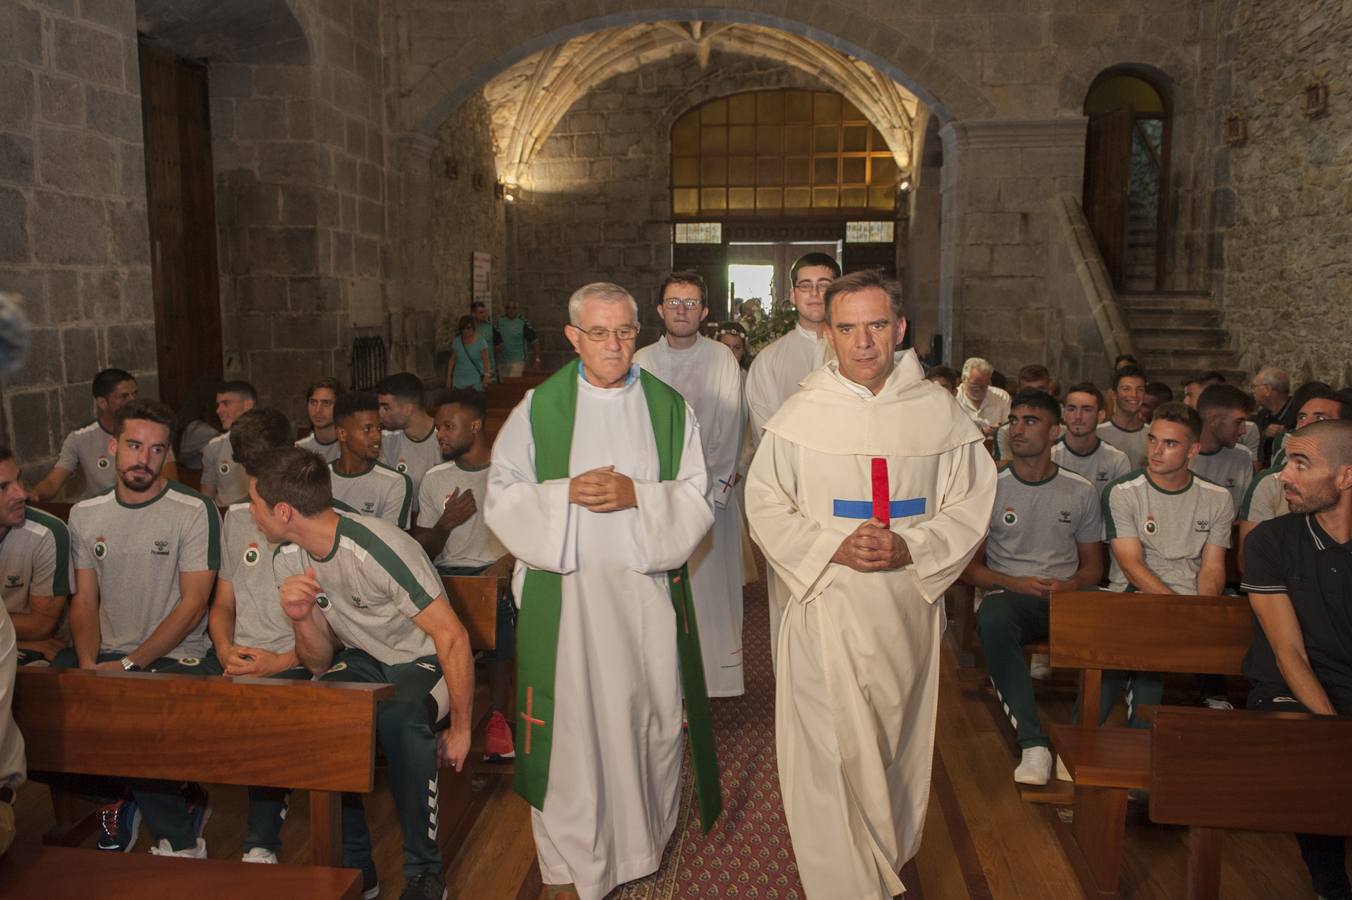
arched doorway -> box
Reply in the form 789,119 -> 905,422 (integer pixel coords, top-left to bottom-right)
1082,68 -> 1171,293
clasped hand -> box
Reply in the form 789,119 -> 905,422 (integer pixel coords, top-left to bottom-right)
569,466 -> 637,512
831,518 -> 911,572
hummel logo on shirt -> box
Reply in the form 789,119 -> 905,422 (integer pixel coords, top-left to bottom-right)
4,575 -> 21,589
151,539 -> 170,556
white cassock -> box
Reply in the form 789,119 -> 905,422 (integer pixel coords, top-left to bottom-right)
484,370 -> 713,900
744,323 -> 828,664
635,335 -> 747,697
746,351 -> 996,900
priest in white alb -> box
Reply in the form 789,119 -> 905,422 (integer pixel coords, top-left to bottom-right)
744,252 -> 842,662
635,271 -> 747,697
746,269 -> 996,899
484,282 -> 721,900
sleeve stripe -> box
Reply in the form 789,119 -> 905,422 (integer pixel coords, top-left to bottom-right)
1240,582 -> 1287,594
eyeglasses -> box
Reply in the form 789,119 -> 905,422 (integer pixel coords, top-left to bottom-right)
662,297 -> 702,309
795,279 -> 834,294
572,324 -> 640,342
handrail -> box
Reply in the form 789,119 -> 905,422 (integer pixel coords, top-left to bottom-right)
1049,193 -> 1135,366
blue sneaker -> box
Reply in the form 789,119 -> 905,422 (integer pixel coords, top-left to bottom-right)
96,796 -> 142,852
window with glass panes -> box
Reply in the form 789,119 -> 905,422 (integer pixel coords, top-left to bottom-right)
671,90 -> 899,218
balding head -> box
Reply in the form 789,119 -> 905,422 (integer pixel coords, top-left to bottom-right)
1277,419 -> 1352,514
1292,419 -> 1352,469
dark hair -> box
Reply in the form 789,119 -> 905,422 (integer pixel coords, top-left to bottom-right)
1184,370 -> 1227,389
823,268 -> 903,320
1112,365 -> 1147,390
1290,381 -> 1334,418
376,372 -> 426,407
230,408 -> 293,473
1009,388 -> 1061,421
333,390 -> 379,426
926,364 -> 959,385
470,300 -> 486,310
306,376 -> 343,401
1145,381 -> 1174,402
1063,381 -> 1105,409
456,314 -> 476,335
1017,364 -> 1051,387
790,252 -> 841,284
1114,354 -> 1139,368
217,380 -> 257,402
92,368 -> 135,398
1197,383 -> 1255,416
432,388 -> 487,424
0,444 -> 11,464
253,447 -> 332,516
657,271 -> 706,306
113,399 -> 176,437
1151,401 -> 1202,442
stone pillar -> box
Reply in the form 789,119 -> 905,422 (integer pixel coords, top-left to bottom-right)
389,132 -> 438,376
939,119 -> 1086,375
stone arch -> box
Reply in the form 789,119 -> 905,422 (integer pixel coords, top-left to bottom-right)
135,0 -> 311,64
406,6 -> 996,140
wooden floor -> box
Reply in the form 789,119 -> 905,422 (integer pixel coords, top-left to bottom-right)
10,595 -> 1319,898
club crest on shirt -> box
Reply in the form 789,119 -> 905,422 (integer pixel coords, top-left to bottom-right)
1001,507 -> 1018,526
316,592 -> 331,609
1144,517 -> 1159,536
94,536 -> 108,559
243,543 -> 261,566
4,575 -> 21,590
396,460 -> 408,473
219,462 -> 231,475
96,456 -> 110,470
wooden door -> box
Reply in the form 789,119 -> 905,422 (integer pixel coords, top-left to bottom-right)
1082,109 -> 1132,290
139,44 -> 223,417
672,241 -> 729,320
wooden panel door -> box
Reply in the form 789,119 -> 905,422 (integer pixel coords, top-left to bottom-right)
1082,109 -> 1132,290
139,44 -> 223,417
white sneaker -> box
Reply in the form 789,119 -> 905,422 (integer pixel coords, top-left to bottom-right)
1014,746 -> 1053,785
1055,754 -> 1072,782
1203,696 -> 1234,710
241,847 -> 278,864
1029,652 -> 1052,680
149,837 -> 207,858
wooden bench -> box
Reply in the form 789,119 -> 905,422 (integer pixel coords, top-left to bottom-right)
1047,590 -> 1252,897
13,667 -> 392,873
1149,706 -> 1352,900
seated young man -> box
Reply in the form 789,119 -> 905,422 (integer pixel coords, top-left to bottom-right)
969,390 -> 1104,785
992,365 -> 1053,460
200,380 -> 258,507
1097,366 -> 1150,468
329,391 -> 413,529
1052,382 -> 1132,489
256,447 -> 473,900
200,408 -> 312,866
296,377 -> 343,464
0,448 -> 72,665
59,399 -> 219,857
1241,419 -> 1352,900
1191,383 -> 1256,511
412,389 -> 514,763
377,372 -> 443,509
1100,402 -> 1233,725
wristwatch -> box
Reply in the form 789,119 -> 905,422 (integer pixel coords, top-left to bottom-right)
119,656 -> 140,671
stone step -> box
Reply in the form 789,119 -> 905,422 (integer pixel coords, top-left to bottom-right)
1138,349 -> 1241,373
1118,292 -> 1218,311
1123,308 -> 1222,329
1144,366 -> 1249,386
1130,327 -> 1231,350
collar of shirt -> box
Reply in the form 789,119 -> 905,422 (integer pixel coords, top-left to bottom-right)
577,361 -> 639,387
794,323 -> 820,343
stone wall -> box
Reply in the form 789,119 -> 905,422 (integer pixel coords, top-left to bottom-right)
0,0 -> 156,484
1212,0 -> 1352,384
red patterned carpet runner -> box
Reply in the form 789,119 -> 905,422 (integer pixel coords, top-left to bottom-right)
610,567 -> 804,899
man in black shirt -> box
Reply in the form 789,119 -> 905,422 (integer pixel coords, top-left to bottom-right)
1240,418 -> 1352,900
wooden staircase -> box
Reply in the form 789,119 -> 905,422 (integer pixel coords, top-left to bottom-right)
1118,291 -> 1247,386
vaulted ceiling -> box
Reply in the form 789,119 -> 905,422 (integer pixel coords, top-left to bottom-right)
483,22 -> 924,186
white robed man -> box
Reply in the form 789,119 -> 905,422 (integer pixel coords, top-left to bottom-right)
635,270 -> 747,697
746,269 -> 996,900
744,251 -> 840,661
484,282 -> 721,900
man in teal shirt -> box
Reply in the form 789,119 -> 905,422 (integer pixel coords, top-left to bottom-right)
495,300 -> 540,377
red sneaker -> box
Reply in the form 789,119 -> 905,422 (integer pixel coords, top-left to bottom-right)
483,710 -> 516,762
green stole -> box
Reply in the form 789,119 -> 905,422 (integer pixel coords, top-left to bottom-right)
515,363 -> 723,833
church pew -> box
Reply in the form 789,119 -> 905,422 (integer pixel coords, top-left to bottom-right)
32,500 -> 71,522
176,466 -> 203,492
0,844 -> 361,899
14,667 -> 392,871
1046,590 -> 1252,897
1148,706 -> 1352,900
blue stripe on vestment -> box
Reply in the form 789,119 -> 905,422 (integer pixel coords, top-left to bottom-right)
832,498 -> 927,519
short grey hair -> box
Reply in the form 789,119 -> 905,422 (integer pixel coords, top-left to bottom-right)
962,357 -> 995,380
1254,367 -> 1290,394
567,282 -> 639,326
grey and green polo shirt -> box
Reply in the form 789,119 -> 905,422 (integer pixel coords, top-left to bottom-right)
1239,466 -> 1286,525
201,432 -> 249,506
987,465 -> 1103,581
1104,469 -> 1235,594
220,504 -> 293,655
380,428 -> 443,511
273,513 -> 442,665
1097,420 -> 1149,468
1191,445 -> 1254,511
296,432 -> 341,464
69,481 -> 220,659
0,506 -> 73,615
329,460 -> 412,529
55,420 -> 117,498
1051,436 -> 1132,490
